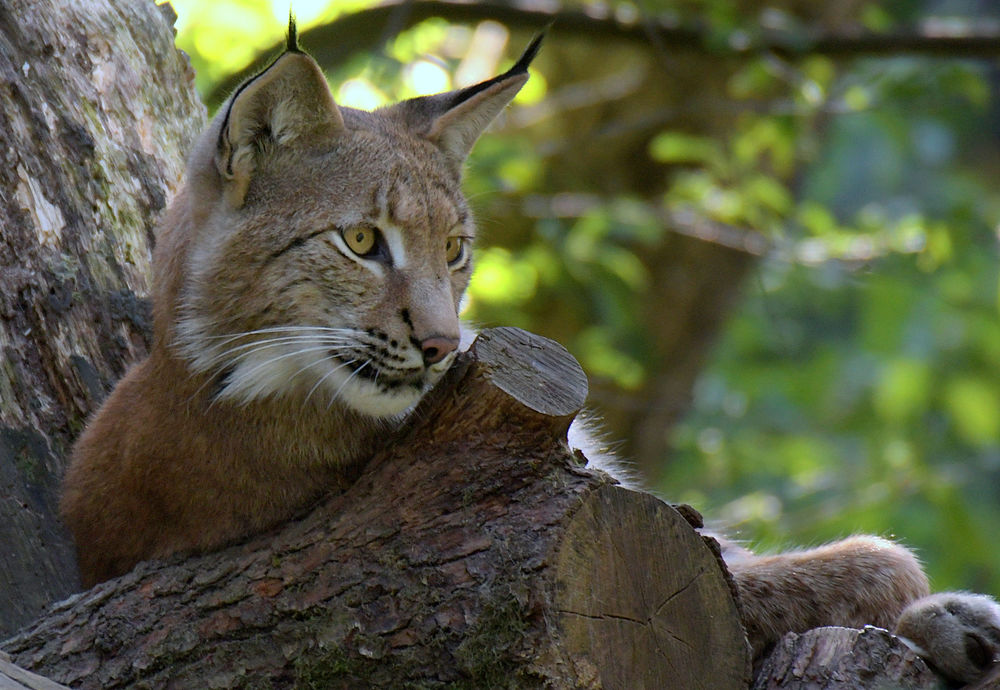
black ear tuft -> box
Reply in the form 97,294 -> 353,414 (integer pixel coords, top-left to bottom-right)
509,26 -> 548,77
444,28 -> 548,111
286,10 -> 301,54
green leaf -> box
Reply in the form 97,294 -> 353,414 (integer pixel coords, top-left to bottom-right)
944,377 -> 1000,446
649,132 -> 725,170
873,358 -> 931,423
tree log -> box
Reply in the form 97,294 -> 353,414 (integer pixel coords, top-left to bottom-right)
0,0 -> 205,635
3,327 -> 750,689
753,626 -> 944,690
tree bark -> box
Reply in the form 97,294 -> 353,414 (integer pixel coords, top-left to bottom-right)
0,0 -> 205,636
4,327 -> 750,690
0,651 -> 70,690
752,626 -> 944,690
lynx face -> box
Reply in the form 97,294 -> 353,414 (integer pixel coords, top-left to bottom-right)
173,34 -> 539,417
178,122 -> 474,416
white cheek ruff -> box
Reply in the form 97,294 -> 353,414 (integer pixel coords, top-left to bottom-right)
174,321 -> 363,404
328,347 -> 458,417
174,319 -> 455,418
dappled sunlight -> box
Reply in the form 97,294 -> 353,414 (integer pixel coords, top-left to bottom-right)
405,59 -> 451,96
336,78 -> 387,110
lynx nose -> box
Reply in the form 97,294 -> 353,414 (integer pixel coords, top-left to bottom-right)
421,336 -> 459,366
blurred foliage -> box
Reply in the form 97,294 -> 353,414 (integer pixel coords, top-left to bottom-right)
168,0 -> 1000,594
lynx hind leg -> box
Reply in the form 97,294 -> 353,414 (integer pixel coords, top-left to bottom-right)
895,591 -> 1000,684
723,535 -> 930,657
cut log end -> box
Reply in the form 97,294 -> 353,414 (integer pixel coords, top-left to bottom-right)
552,485 -> 751,689
395,327 -> 590,456
469,327 -> 589,419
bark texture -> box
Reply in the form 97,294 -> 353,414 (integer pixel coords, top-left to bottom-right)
0,0 -> 205,635
4,327 -> 750,690
753,626 -> 944,690
0,651 -> 70,690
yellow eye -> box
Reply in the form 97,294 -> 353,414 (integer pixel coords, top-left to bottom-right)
342,225 -> 377,257
445,236 -> 466,265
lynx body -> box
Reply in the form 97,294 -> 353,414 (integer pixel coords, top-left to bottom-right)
61,28 -> 536,587
60,26 -> 1000,684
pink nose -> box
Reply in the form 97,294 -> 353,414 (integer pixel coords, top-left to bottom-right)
421,336 -> 459,365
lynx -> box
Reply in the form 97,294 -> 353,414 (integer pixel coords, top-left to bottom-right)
60,22 -> 1000,684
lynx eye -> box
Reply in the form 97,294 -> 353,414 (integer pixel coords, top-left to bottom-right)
342,225 -> 378,257
445,236 -> 467,266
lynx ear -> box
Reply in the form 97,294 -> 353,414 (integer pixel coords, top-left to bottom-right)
396,32 -> 544,172
216,21 -> 344,207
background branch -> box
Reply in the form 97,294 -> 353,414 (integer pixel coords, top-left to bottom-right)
206,0 -> 1000,107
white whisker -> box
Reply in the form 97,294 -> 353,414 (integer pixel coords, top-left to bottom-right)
303,357 -> 358,407
210,334 -> 353,365
203,325 -> 358,344
328,359 -> 372,410
227,345 -> 345,389
200,333 -> 350,379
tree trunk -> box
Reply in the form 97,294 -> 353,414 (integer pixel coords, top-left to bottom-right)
4,327 -> 750,689
0,0 -> 205,636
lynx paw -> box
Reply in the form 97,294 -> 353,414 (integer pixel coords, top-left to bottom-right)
895,592 -> 1000,684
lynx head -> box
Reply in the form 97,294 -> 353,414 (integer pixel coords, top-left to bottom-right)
171,24 -> 541,417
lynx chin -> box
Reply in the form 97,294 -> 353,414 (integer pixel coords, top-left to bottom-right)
60,20 -> 1000,685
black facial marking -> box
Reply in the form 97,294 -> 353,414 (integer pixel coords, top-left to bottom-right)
373,345 -> 407,363
211,367 -> 233,401
266,227 -> 330,264
400,309 -> 413,330
352,362 -> 378,382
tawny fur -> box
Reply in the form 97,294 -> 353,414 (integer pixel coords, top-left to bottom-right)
59,31 -> 1000,684
723,535 -> 930,656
